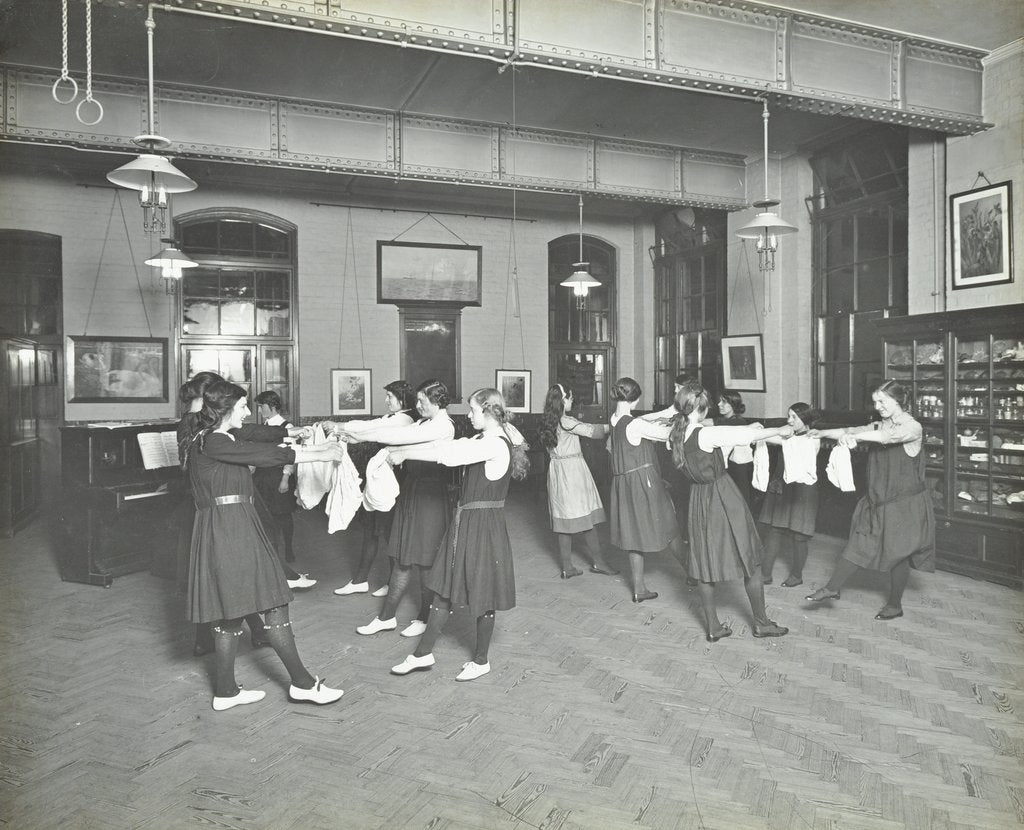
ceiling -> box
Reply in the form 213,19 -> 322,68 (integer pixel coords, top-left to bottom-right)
0,0 -> 1020,219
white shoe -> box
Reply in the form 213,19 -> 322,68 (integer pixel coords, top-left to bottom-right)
334,580 -> 368,595
391,653 -> 435,675
212,688 -> 265,711
371,585 -> 389,597
287,574 -> 317,590
455,661 -> 490,682
400,620 -> 427,638
289,676 -> 344,705
356,616 -> 397,635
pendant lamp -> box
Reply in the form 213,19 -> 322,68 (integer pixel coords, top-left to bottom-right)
735,99 -> 797,272
106,11 -> 196,234
559,194 -> 601,308
145,238 -> 197,292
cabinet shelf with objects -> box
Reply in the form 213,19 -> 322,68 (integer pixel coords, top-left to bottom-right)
876,304 -> 1024,589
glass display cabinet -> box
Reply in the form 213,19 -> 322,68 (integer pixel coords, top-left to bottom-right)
876,304 -> 1024,589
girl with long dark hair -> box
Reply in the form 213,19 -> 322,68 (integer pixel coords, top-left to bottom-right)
387,388 -> 529,681
184,381 -> 347,710
538,383 -> 617,579
758,402 -> 821,587
326,379 -> 417,597
607,377 -> 680,603
334,379 -> 456,639
670,382 -> 793,641
806,380 -> 935,620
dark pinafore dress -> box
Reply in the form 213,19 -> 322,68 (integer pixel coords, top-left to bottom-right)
425,436 -> 515,617
608,415 -> 678,553
678,426 -> 763,582
388,416 -> 455,568
187,432 -> 293,623
758,438 -> 819,537
842,439 -> 935,572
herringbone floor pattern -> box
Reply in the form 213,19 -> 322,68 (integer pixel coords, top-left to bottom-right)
1,492 -> 1022,829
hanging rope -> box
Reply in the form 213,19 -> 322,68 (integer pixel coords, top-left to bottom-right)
82,191 -> 119,335
337,209 -> 366,367
727,241 -> 762,334
51,0 -> 78,104
76,0 -> 103,126
116,191 -> 154,337
499,60 -> 527,369
390,212 -> 471,245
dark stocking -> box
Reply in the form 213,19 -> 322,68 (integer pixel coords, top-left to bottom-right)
556,533 -> 574,572
473,612 -> 495,665
211,618 -> 243,697
262,605 -> 315,689
743,570 -> 771,625
826,557 -> 860,592
582,529 -> 613,571
414,597 -> 452,657
887,559 -> 911,610
417,584 -> 433,624
380,563 -> 412,620
194,623 -> 214,654
355,523 -> 389,584
696,582 -> 722,634
628,551 -> 647,594
790,533 -> 810,580
279,512 -> 295,562
761,528 -> 784,581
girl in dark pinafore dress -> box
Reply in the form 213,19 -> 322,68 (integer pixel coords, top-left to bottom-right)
608,377 -> 681,603
184,381 -> 347,711
806,380 -> 935,620
386,388 -> 529,682
669,382 -> 793,641
758,402 -> 821,588
336,379 -> 456,639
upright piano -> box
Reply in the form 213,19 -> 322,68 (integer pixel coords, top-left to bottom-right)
60,421 -> 186,587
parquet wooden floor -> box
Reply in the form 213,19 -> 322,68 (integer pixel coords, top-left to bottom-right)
1,491 -> 1022,830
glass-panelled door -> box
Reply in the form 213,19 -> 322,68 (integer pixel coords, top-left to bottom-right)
181,344 -> 293,422
550,347 -> 610,422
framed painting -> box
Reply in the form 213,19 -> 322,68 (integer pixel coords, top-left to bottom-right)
496,369 -> 531,413
331,369 -> 372,416
720,334 -> 765,392
378,241 -> 482,306
66,336 -> 169,403
951,180 -> 1013,289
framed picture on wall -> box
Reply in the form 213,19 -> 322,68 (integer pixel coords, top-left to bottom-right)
720,334 -> 765,392
496,369 -> 531,413
377,241 -> 482,306
66,336 -> 169,403
330,369 -> 372,416
950,180 -> 1013,289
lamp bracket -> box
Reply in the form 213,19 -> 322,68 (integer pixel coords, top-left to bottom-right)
132,134 -> 172,150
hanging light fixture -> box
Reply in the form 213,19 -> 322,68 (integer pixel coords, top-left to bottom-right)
106,10 -> 196,234
735,98 -> 797,272
145,238 -> 197,293
560,194 -> 601,308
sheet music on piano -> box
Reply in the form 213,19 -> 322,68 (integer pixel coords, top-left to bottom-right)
137,431 -> 180,470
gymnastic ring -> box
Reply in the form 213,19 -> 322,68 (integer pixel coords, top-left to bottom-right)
76,97 -> 104,126
52,75 -> 78,104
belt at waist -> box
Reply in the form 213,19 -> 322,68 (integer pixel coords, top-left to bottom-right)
197,494 -> 253,508
864,483 -> 926,536
551,453 -> 582,461
613,462 -> 654,477
449,500 -> 506,562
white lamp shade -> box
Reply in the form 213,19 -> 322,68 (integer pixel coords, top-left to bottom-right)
107,154 -> 197,193
145,245 -> 197,270
560,263 -> 602,291
735,211 -> 798,239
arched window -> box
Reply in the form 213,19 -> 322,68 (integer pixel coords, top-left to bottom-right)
175,211 -> 297,416
548,235 -> 616,419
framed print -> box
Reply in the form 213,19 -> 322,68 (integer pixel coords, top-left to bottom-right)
951,180 -> 1013,289
331,369 -> 372,416
66,336 -> 168,403
495,369 -> 531,413
720,334 -> 765,392
378,241 -> 482,306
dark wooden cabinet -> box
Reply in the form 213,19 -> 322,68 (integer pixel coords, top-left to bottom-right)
60,422 -> 186,586
876,304 -> 1024,588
